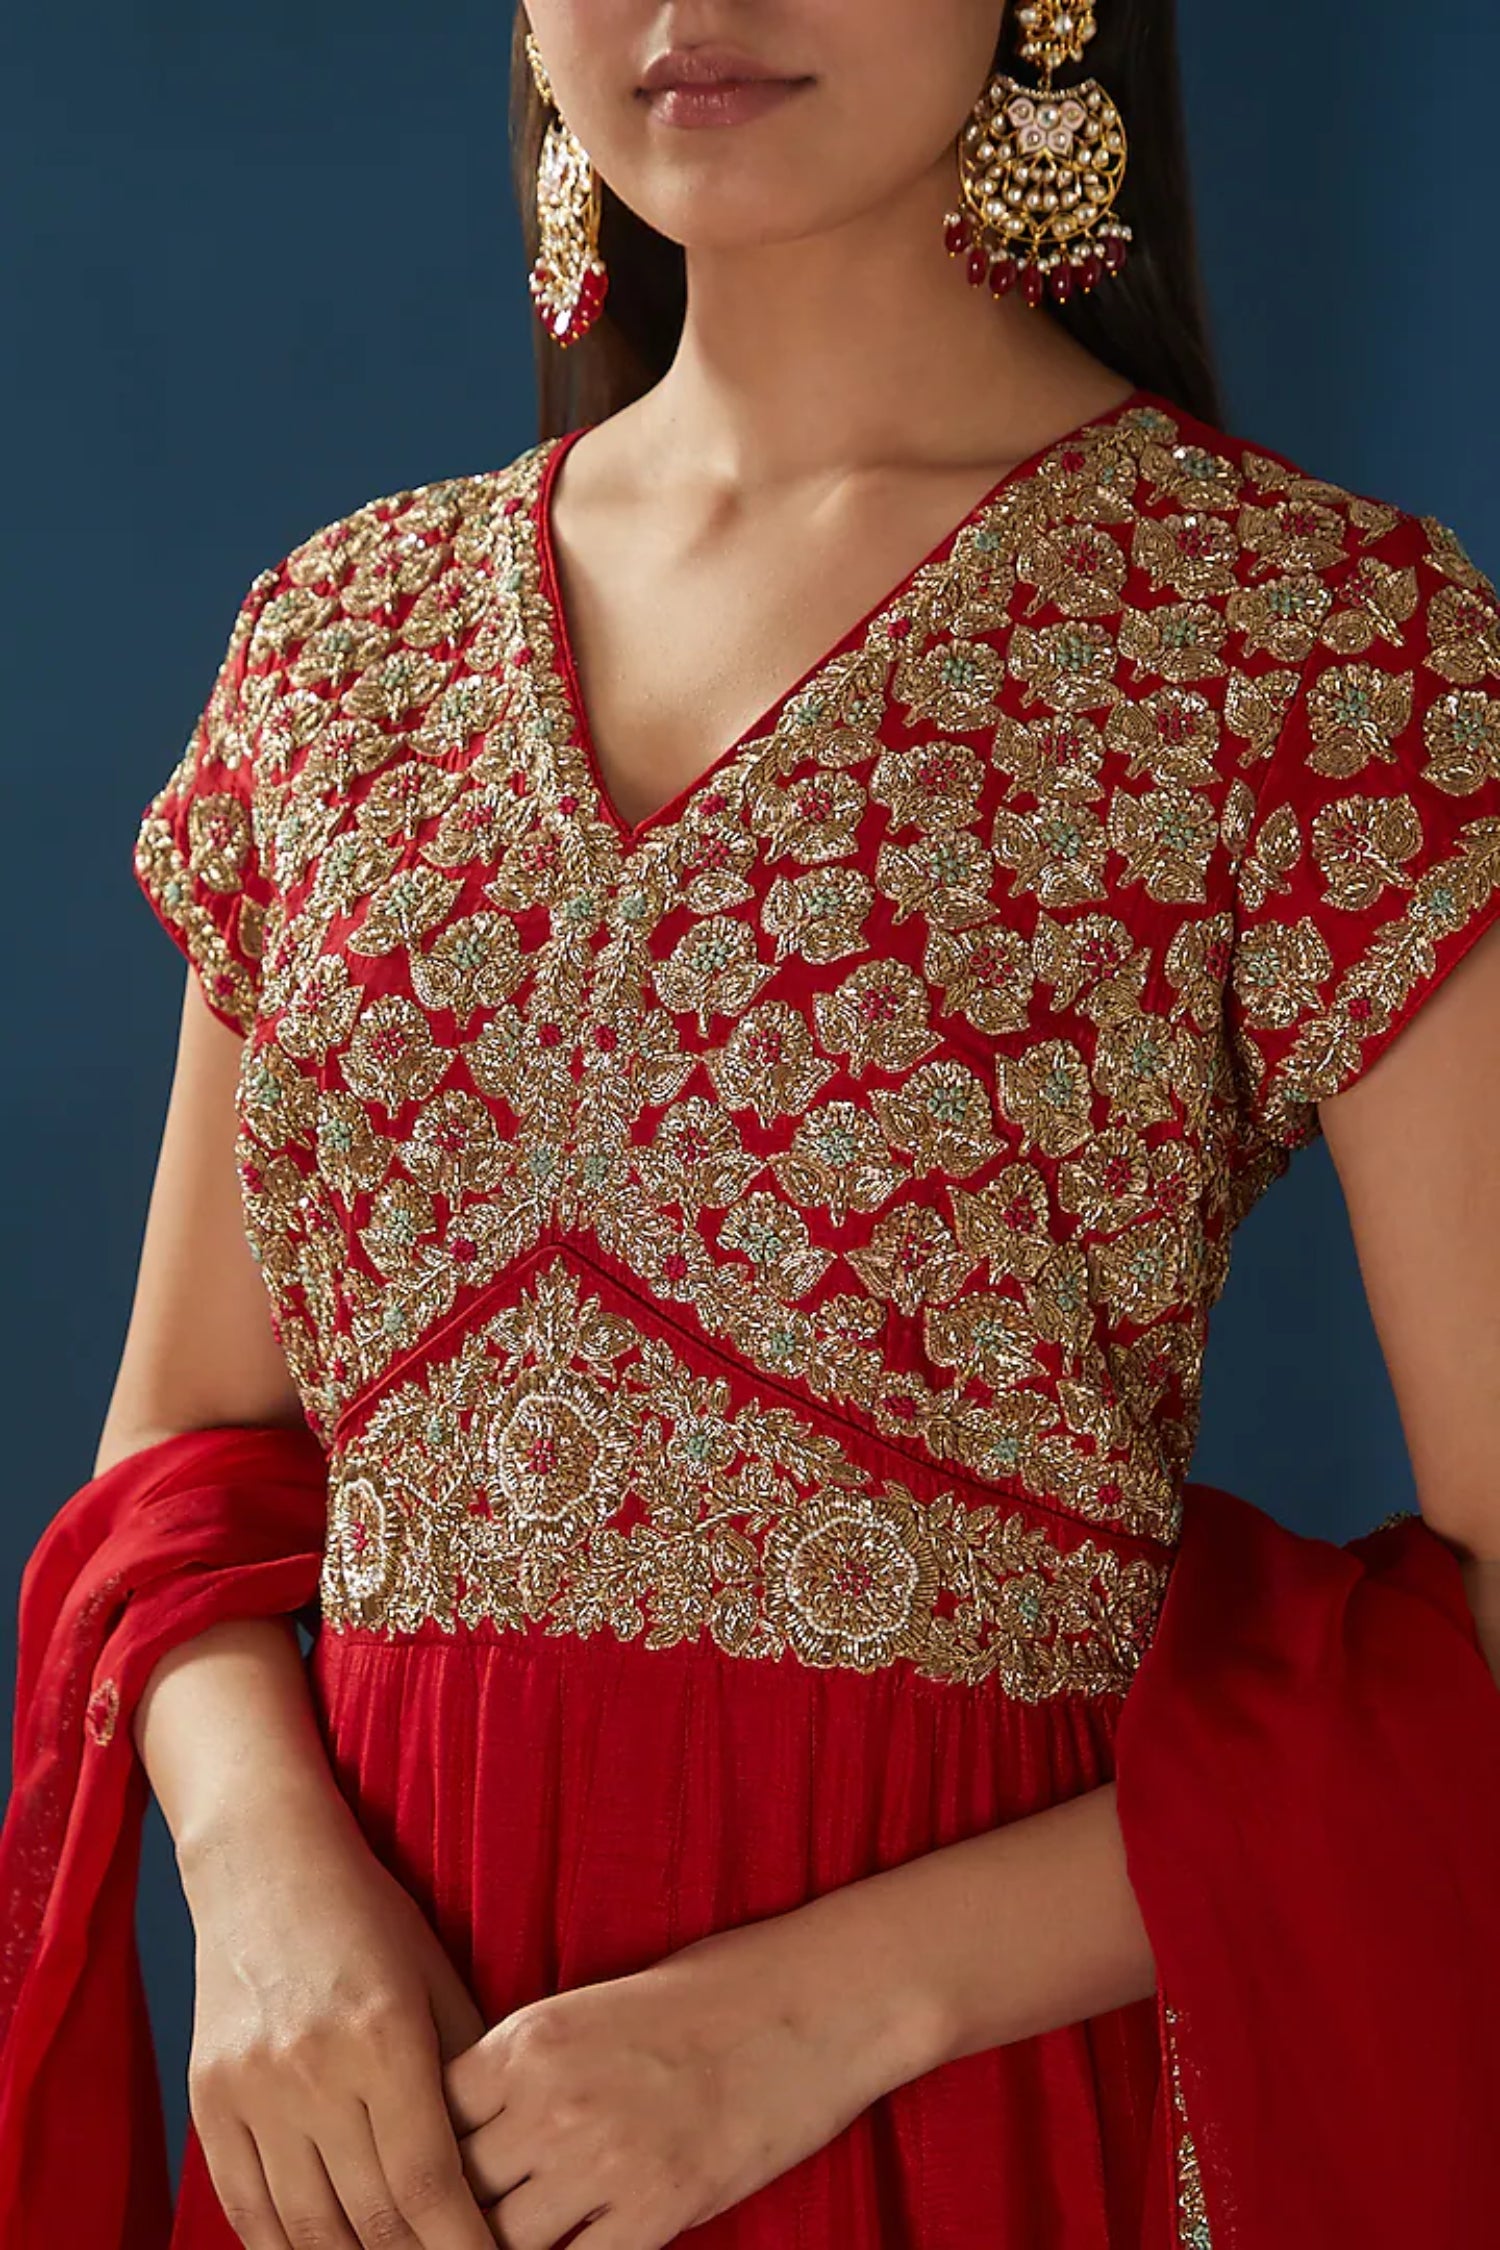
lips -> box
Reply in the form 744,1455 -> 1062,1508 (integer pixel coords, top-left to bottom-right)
635,42 -> 813,131
639,45 -> 805,93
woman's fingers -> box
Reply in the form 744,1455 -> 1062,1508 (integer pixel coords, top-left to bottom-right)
486,2176 -> 606,2250
360,2045 -> 500,2249
199,2027 -> 488,2250
253,2131 -> 365,2248
284,2099 -> 435,2249
192,2111 -> 298,2249
178,1792 -> 501,2248
550,2220 -> 637,2250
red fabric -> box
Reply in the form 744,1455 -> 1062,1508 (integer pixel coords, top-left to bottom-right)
1117,1480 -> 1500,2247
100,391 -> 1500,2243
0,1425 -> 328,2250
172,1606 -> 1166,2245
4,1429 -> 1500,2246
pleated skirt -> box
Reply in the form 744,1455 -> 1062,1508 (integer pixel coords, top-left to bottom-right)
170,1619 -> 1170,2247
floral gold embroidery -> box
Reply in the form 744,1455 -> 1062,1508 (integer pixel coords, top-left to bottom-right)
1132,512 -> 1239,601
925,919 -> 1037,1037
991,795 -> 1111,905
891,635 -> 1007,731
704,1003 -> 835,1125
1107,777 -> 1220,903
1117,598 -> 1228,684
134,399 -> 1500,1592
1225,571 -> 1332,665
769,1104 -> 909,1223
1423,686 -> 1500,793
878,825 -> 1003,928
873,740 -> 987,831
1008,618 -> 1120,709
762,866 -> 876,965
135,805 -> 261,1034
320,1256 -> 1171,1698
1308,792 -> 1424,913
1304,662 -> 1415,776
845,1203 -> 974,1316
655,916 -> 775,1036
1425,582 -> 1500,685
870,1059 -> 1000,1178
813,960 -> 940,1075
1228,513 -> 1500,1152
84,1677 -> 119,1749
1223,667 -> 1299,770
994,1038 -> 1097,1157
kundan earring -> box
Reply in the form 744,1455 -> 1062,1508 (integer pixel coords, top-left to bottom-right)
524,28 -> 609,346
943,2 -> 1132,309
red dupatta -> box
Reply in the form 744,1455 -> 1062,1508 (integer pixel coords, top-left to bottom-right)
2,1435 -> 1498,2249
0,1424 -> 328,2250
1118,1478 -> 1500,2248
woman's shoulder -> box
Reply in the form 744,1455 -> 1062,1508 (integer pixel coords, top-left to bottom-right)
263,438 -> 555,602
1132,388 -> 1498,615
198,439 -> 557,702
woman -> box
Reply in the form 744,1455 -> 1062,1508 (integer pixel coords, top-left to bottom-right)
4,2 -> 1500,2246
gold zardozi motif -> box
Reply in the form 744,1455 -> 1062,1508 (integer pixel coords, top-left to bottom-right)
1163,2002 -> 1214,2248
320,1253 -> 1171,1696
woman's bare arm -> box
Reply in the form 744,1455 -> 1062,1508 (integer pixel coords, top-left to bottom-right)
1318,922 -> 1500,1573
98,968 -> 496,2247
97,969 -> 310,1472
97,968 -> 350,1863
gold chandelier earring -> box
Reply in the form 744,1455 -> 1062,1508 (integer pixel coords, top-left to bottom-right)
943,1 -> 1132,309
524,28 -> 609,346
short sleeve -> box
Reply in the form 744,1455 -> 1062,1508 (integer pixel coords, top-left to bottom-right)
1226,508 -> 1500,1154
133,563 -> 282,1037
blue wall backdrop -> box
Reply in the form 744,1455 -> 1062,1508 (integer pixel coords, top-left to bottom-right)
3,0 -> 1497,2189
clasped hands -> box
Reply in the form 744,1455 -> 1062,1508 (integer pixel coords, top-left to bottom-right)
181,1777 -> 944,2250
441,1910 -> 920,2248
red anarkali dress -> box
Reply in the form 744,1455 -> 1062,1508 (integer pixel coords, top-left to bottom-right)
104,386 -> 1500,2243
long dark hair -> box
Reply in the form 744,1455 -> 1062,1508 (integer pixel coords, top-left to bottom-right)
510,2 -> 1225,440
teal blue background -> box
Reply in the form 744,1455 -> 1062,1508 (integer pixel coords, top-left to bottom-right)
3,0 -> 1496,2188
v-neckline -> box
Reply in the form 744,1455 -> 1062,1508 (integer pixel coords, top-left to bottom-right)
531,383 -> 1154,850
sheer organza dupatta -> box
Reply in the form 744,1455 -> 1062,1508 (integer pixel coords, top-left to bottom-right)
0,1424 -> 328,2249
1117,1477 -> 1500,2249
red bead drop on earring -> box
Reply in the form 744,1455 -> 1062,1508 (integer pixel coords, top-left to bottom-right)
941,202 -> 1129,315
529,257 -> 608,347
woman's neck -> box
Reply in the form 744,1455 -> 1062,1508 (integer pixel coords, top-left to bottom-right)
622,162 -> 1130,492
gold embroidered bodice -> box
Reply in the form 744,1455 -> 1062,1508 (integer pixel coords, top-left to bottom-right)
133,390 -> 1500,1698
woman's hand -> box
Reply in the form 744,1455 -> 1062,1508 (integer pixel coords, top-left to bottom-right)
179,1784 -> 497,2249
440,1910 -> 929,2250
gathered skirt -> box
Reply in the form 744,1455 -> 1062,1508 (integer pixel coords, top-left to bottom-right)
169,1618 -> 1170,2247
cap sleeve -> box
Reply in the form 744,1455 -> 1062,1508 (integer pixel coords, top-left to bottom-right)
1226,507 -> 1500,1154
133,563 -> 282,1037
